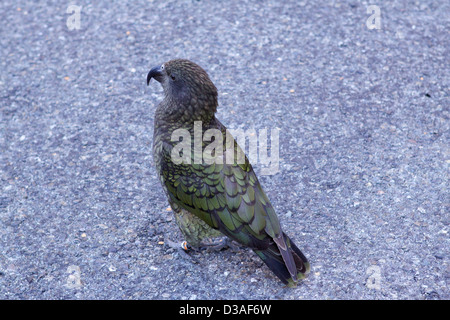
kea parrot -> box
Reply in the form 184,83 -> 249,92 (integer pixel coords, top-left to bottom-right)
147,59 -> 309,286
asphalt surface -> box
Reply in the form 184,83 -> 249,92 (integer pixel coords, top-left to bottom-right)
0,0 -> 449,299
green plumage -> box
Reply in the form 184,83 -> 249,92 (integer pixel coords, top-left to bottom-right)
148,59 -> 309,286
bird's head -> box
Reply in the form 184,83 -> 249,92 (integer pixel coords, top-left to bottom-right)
147,59 -> 218,122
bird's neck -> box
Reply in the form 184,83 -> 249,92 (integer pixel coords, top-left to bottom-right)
155,96 -> 217,127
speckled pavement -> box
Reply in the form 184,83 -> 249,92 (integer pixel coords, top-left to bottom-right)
0,0 -> 448,299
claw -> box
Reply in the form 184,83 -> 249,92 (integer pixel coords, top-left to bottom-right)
181,241 -> 192,251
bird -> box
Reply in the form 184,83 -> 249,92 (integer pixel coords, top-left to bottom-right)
147,59 -> 310,286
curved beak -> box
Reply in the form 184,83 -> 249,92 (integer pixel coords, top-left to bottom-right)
147,65 -> 164,86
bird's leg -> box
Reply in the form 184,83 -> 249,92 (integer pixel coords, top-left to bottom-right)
165,236 -> 241,254
165,237 -> 190,251
198,237 -> 242,252
164,237 -> 199,263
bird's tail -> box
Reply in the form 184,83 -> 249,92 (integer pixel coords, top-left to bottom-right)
254,233 -> 310,287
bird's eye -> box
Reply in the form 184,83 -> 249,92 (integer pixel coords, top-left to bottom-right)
161,64 -> 165,70
171,75 -> 176,80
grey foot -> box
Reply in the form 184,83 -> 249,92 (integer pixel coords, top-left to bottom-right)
165,237 -> 242,254
164,238 -> 199,263
197,237 -> 241,252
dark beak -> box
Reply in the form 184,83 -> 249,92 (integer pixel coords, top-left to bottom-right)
147,65 -> 164,85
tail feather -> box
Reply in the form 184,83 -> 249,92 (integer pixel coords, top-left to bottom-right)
254,233 -> 310,287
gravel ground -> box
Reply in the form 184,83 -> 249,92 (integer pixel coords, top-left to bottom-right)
0,0 -> 449,300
